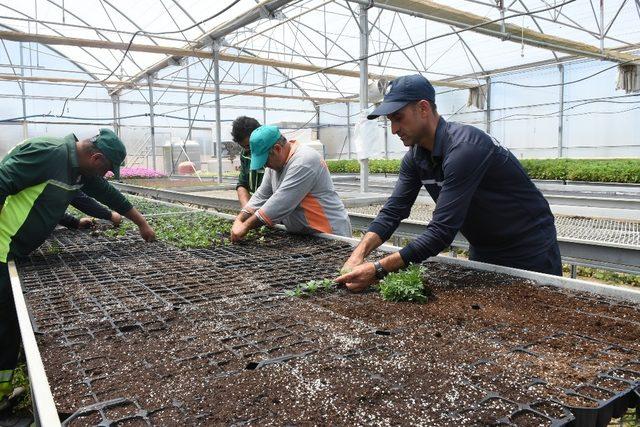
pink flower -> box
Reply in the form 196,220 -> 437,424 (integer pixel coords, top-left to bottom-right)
105,167 -> 166,179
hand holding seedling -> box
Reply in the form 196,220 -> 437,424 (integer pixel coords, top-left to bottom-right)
231,210 -> 263,243
231,219 -> 249,243
340,255 -> 364,275
110,211 -> 122,227
123,207 -> 156,242
78,217 -> 95,229
336,252 -> 406,292
335,262 -> 376,292
138,223 -> 156,242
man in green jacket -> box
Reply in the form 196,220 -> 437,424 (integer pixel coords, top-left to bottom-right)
0,128 -> 155,409
231,116 -> 264,207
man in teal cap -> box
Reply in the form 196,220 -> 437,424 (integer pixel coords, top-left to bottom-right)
231,125 -> 350,242
0,128 -> 156,410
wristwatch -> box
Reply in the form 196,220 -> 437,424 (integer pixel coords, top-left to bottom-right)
373,261 -> 388,280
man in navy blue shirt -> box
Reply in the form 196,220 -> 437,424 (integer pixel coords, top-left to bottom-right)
336,74 -> 562,291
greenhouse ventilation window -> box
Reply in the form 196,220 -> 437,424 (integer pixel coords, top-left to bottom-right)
616,64 -> 640,93
467,84 -> 487,109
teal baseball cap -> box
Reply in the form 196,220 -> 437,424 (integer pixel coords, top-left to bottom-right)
90,128 -> 126,178
249,125 -> 282,170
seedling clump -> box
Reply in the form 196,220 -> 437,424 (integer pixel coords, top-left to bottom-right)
45,242 -> 61,255
378,264 -> 431,303
285,279 -> 336,298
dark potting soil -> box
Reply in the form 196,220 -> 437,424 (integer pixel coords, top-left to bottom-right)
16,227 -> 640,426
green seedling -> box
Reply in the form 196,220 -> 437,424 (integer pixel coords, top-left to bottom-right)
339,266 -> 352,275
284,285 -> 306,298
45,242 -> 61,255
378,264 -> 431,303
304,281 -> 320,294
319,278 -> 336,291
285,279 -> 337,298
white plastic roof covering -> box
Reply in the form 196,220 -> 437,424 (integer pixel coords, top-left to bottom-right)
0,0 -> 639,101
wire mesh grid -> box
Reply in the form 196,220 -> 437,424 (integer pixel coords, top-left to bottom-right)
15,225 -> 640,426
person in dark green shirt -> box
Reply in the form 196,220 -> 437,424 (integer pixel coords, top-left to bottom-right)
0,129 -> 155,408
231,116 -> 264,207
59,190 -> 123,229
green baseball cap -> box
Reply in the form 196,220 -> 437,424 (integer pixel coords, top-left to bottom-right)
249,125 -> 282,170
91,128 -> 126,178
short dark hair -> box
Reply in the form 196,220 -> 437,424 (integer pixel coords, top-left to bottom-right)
427,100 -> 438,114
84,140 -> 102,156
231,116 -> 260,144
408,100 -> 437,115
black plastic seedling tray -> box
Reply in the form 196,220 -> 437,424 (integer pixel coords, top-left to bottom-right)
15,224 -> 640,426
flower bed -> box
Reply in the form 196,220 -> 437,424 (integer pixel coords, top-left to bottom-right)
105,167 -> 166,180
16,204 -> 640,426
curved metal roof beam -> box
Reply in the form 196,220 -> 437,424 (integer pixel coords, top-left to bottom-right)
0,22 -> 106,88
0,5 -> 113,77
286,19 -> 357,67
228,45 -> 318,107
453,30 -> 486,75
170,0 -> 207,34
100,0 -> 161,46
234,8 -> 347,98
517,0 -> 559,62
280,20 -> 347,97
169,1 -> 318,107
44,0 -> 145,74
334,2 -> 429,77
233,34 -> 344,98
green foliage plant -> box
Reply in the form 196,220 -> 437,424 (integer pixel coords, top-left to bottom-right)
378,264 -> 430,303
326,158 -> 640,184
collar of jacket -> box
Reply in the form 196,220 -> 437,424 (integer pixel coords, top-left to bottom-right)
413,116 -> 447,169
65,133 -> 80,179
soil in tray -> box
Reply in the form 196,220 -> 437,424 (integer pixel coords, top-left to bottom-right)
21,228 -> 640,425
509,410 -> 552,427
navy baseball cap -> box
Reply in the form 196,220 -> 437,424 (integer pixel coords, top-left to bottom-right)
368,74 -> 436,120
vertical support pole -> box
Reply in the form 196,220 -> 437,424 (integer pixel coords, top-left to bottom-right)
186,57 -> 193,141
213,43 -> 223,184
499,0 -> 505,34
484,76 -> 491,134
383,116 -> 389,160
346,103 -> 352,160
358,3 -> 369,193
599,0 -> 605,51
147,74 -> 156,171
570,264 -> 577,279
19,42 -> 27,140
111,94 -> 120,138
262,66 -> 267,124
315,104 -> 321,143
558,64 -> 565,158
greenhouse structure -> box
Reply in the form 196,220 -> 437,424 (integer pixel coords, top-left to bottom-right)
0,0 -> 638,426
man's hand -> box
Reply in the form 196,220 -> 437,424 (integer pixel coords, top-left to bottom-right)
231,220 -> 248,243
110,211 -> 122,227
335,262 -> 377,293
340,255 -> 365,275
138,224 -> 156,242
78,217 -> 95,229
124,207 -> 155,242
339,231 -> 383,275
